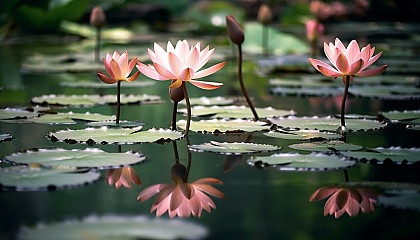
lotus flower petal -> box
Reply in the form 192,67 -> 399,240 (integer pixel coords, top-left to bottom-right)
356,65 -> 388,77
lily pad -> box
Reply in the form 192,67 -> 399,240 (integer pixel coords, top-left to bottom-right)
381,110 -> 420,123
189,141 -> 280,155
247,153 -> 355,171
378,191 -> 420,211
341,147 -> 420,164
268,116 -> 387,132
268,77 -> 342,88
179,96 -> 237,106
176,119 -> 270,133
289,141 -> 363,152
48,127 -> 183,145
31,94 -> 162,107
60,80 -> 156,88
0,166 -> 100,191
5,148 -> 146,169
18,215 -> 208,240
349,85 -> 420,100
407,124 -> 420,131
5,112 -> 116,124
0,133 -> 13,142
85,120 -> 145,128
0,108 -> 39,120
264,129 -> 342,140
270,86 -> 342,97
179,105 -> 295,119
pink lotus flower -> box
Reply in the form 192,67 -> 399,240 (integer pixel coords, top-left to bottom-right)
98,50 -> 140,84
137,177 -> 225,218
106,167 -> 142,189
309,186 -> 379,218
136,40 -> 225,90
309,38 -> 387,83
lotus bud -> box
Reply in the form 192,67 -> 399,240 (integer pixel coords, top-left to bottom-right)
169,80 -> 184,102
171,162 -> 186,183
226,15 -> 244,45
306,19 -> 324,41
257,4 -> 273,26
90,6 -> 106,29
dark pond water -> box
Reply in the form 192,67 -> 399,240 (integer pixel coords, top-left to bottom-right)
1,22 -> 420,240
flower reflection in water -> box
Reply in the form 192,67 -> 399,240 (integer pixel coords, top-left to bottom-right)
309,171 -> 380,218
106,166 -> 142,189
137,141 -> 225,218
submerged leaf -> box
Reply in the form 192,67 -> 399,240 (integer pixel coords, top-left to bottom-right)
189,141 -> 280,155
268,116 -> 386,132
48,127 -> 183,145
341,147 -> 420,164
0,166 -> 100,191
176,119 -> 270,133
5,148 -> 146,169
18,215 -> 208,240
247,153 -> 355,171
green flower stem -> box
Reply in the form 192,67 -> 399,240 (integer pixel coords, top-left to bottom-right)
343,169 -> 349,182
184,136 -> 191,183
263,25 -> 269,57
95,28 -> 101,63
172,141 -> 179,162
182,82 -> 191,136
171,102 -> 178,131
116,80 -> 121,124
238,45 -> 259,121
341,75 -> 350,128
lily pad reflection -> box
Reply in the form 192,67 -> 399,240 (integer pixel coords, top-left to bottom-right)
341,147 -> 420,164
179,105 -> 295,119
248,153 -> 356,171
176,119 -> 270,133
189,141 -> 280,155
0,133 -> 13,142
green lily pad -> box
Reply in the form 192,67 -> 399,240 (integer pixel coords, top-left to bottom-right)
48,127 -> 183,145
31,94 -> 162,107
289,141 -> 363,152
176,119 -> 270,133
341,147 -> 420,164
189,141 -> 280,155
349,85 -> 420,100
85,120 -> 145,128
0,108 -> 39,120
270,86 -> 342,97
179,105 -> 295,119
179,96 -> 237,106
268,77 -> 342,88
5,148 -> 146,169
18,215 -> 208,240
381,110 -> 420,123
60,80 -> 156,88
247,153 -> 355,171
0,133 -> 13,142
268,116 -> 387,132
4,112 -> 116,124
264,129 -> 342,140
0,166 -> 100,191
243,22 -> 308,55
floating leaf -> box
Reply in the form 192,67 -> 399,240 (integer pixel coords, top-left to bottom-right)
5,148 -> 146,169
4,112 -> 116,124
0,108 -> 39,120
60,80 -> 155,88
0,133 -> 13,142
0,166 -> 100,191
289,141 -> 363,152
268,116 -> 386,132
179,96 -> 237,106
264,129 -> 342,140
270,86 -> 342,97
349,85 -> 420,100
176,119 -> 270,133
31,94 -> 162,107
179,105 -> 295,119
247,153 -> 355,171
189,141 -> 280,155
381,110 -> 420,123
85,120 -> 145,127
341,147 -> 420,164
49,127 -> 183,145
18,215 -> 208,240
268,77 -> 342,88
378,191 -> 420,211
